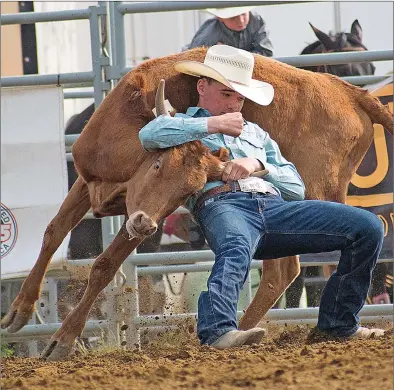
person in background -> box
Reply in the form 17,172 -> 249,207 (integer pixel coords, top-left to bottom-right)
183,6 -> 273,57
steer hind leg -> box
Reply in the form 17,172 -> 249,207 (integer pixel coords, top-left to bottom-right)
41,222 -> 143,361
1,176 -> 90,333
239,256 -> 300,330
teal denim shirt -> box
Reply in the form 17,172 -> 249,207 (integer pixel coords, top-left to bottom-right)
139,107 -> 305,210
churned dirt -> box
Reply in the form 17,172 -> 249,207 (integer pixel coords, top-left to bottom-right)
1,322 -> 392,390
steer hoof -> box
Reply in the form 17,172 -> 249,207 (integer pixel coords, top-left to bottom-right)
1,302 -> 34,333
41,339 -> 75,361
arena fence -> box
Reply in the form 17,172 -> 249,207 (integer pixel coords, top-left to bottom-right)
1,1 -> 393,350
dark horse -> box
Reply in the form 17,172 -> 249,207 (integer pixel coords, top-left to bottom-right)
300,19 -> 375,77
284,20 -> 391,308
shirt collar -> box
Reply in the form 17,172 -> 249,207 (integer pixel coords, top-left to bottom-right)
186,107 -> 212,117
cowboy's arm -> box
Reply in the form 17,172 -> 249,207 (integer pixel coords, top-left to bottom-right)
139,114 -> 209,150
139,113 -> 243,150
258,135 -> 305,200
250,15 -> 273,57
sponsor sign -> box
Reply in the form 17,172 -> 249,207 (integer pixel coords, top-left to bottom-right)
1,203 -> 18,258
1,86 -> 69,277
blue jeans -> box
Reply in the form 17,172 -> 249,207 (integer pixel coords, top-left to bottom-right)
193,191 -> 384,345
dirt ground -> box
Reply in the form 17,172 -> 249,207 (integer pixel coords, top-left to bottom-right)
2,322 -> 392,390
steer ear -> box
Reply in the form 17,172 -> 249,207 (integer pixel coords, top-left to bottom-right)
210,147 -> 230,162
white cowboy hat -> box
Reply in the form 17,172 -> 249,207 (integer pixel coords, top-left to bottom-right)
174,45 -> 274,106
205,6 -> 255,19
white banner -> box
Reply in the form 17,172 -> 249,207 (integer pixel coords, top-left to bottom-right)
1,86 -> 69,278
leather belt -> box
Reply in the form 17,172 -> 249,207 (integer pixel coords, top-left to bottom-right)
194,182 -> 278,212
194,183 -> 241,212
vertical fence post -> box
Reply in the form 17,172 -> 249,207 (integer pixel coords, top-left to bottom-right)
245,273 -> 253,306
88,3 -> 122,347
114,2 -> 126,71
104,2 -> 138,350
108,1 -> 126,84
108,1 -> 118,70
98,1 -> 112,91
27,315 -> 38,357
333,2 -> 342,34
88,5 -> 106,108
46,278 -> 59,323
102,215 -> 125,347
121,256 -> 141,349
102,278 -> 121,347
99,3 -> 123,341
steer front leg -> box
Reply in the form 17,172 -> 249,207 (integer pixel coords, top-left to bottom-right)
41,223 -> 143,361
1,177 -> 90,333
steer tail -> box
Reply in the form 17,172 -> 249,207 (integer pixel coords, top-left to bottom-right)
357,88 -> 393,133
342,80 -> 393,134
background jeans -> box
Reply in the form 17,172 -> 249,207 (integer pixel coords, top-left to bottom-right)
194,191 -> 384,345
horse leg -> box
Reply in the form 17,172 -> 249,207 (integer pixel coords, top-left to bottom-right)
41,223 -> 143,361
239,256 -> 300,330
1,176 -> 90,333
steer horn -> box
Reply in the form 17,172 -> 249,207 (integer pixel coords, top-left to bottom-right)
155,79 -> 170,117
251,169 -> 269,177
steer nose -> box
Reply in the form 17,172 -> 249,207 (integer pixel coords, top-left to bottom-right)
126,211 -> 158,238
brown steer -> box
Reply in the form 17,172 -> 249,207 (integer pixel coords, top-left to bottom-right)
1,47 -> 392,361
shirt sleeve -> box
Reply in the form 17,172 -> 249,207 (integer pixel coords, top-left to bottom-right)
257,134 -> 305,201
139,114 -> 210,151
250,14 -> 274,57
184,19 -> 219,50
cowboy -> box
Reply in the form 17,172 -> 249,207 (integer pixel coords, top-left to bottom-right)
139,45 -> 385,348
183,6 -> 273,57
181,6 -> 273,254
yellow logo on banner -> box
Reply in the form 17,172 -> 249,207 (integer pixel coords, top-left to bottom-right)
346,84 -> 393,208
351,124 -> 389,189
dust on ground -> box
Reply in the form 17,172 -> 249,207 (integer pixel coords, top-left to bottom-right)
2,322 -> 392,390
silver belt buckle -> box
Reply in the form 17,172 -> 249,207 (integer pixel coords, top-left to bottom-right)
267,187 -> 278,196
